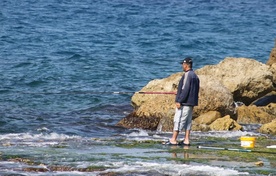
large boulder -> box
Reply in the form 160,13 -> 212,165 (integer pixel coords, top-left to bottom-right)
259,119 -> 276,135
236,105 -> 275,124
131,72 -> 180,108
269,63 -> 276,85
118,73 -> 180,130
267,40 -> 276,66
209,115 -> 242,131
117,56 -> 275,133
195,57 -> 274,105
157,79 -> 233,131
192,111 -> 221,132
194,111 -> 221,125
261,103 -> 276,117
267,41 -> 276,86
194,75 -> 234,117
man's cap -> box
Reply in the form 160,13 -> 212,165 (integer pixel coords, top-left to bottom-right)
180,57 -> 193,64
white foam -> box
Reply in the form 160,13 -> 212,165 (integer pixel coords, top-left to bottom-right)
101,161 -> 249,176
37,127 -> 50,132
0,132 -> 81,141
127,129 -> 149,137
192,130 -> 263,138
267,145 -> 276,148
0,132 -> 81,147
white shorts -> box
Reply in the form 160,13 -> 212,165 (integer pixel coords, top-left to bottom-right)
173,106 -> 193,131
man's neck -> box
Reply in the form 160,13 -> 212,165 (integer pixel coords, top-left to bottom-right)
184,68 -> 192,72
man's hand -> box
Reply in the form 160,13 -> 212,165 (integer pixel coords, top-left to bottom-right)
175,102 -> 181,109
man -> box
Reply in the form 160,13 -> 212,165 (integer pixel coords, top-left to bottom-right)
165,57 -> 200,145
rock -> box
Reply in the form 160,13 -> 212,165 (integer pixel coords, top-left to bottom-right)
156,111 -> 175,132
194,75 -> 234,118
209,115 -> 242,131
117,56 -> 275,131
131,73 -> 181,108
259,119 -> 276,135
192,123 -> 211,132
266,40 -> 276,66
118,72 -> 178,130
269,63 -> 276,85
194,111 -> 221,125
255,161 -> 264,167
116,111 -> 161,130
196,57 -> 274,105
260,103 -> 276,117
236,105 -> 275,124
118,73 -> 180,130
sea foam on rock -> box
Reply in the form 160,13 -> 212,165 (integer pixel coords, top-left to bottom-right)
117,46 -> 276,135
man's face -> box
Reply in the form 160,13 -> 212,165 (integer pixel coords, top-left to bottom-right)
182,63 -> 187,71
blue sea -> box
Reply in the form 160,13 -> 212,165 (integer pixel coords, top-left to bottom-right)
0,0 -> 275,175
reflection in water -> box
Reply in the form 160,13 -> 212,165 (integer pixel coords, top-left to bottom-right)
172,145 -> 190,163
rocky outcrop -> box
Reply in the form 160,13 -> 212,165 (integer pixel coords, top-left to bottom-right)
195,57 -> 274,105
193,75 -> 234,117
192,111 -> 221,132
118,73 -> 179,130
267,41 -> 276,86
116,112 -> 161,130
117,55 -> 276,135
131,73 -> 180,108
236,105 -> 275,124
269,63 -> 276,86
193,111 -> 221,125
261,103 -> 276,117
209,115 -> 243,131
267,40 -> 276,66
259,119 -> 276,135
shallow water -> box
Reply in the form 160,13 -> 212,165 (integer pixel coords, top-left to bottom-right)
0,130 -> 275,175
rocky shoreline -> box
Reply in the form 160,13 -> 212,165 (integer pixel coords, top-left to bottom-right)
117,42 -> 276,135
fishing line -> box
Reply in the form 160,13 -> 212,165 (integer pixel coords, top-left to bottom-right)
7,91 -> 176,95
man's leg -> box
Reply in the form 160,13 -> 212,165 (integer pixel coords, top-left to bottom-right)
170,130 -> 179,144
184,130 -> 190,144
182,106 -> 193,144
169,107 -> 182,144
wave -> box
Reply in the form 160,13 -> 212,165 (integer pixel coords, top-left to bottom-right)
100,161 -> 249,176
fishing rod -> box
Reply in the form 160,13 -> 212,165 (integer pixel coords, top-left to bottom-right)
80,91 -> 177,95
11,91 -> 176,95
197,146 -> 276,154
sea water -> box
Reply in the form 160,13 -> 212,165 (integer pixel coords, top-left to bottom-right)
0,0 -> 275,175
